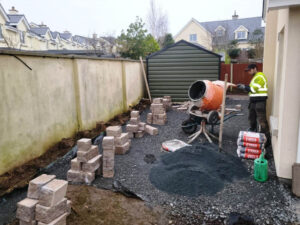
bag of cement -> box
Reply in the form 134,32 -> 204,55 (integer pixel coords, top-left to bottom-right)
237,149 -> 260,159
162,139 -> 191,152
237,139 -> 265,149
238,131 -> 266,144
237,146 -> 262,155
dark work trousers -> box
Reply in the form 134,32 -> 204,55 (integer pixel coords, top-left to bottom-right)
248,100 -> 271,142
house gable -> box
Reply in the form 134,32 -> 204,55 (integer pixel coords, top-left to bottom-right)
174,18 -> 213,50
0,4 -> 9,24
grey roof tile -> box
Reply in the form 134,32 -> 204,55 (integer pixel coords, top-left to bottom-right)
59,32 -> 72,40
7,14 -> 24,23
30,27 -> 49,36
199,17 -> 264,41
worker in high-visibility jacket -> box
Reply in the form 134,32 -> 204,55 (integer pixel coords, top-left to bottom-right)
237,64 -> 271,148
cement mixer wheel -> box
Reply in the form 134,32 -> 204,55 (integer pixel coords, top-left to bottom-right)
207,111 -> 219,125
181,119 -> 197,134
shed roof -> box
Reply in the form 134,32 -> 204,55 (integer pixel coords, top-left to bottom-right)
147,40 -> 221,59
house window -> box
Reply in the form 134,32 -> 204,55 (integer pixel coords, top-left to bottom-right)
236,31 -> 246,39
189,34 -> 197,42
215,26 -> 225,37
216,29 -> 224,37
20,31 -> 25,43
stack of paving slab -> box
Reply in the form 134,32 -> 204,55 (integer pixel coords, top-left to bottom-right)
67,138 -> 101,184
106,126 -> 131,155
16,174 -> 71,225
147,98 -> 167,125
162,96 -> 172,111
126,111 -> 158,137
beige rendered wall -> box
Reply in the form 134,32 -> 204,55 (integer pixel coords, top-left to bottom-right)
175,20 -> 212,50
0,54 -> 145,175
264,6 -> 300,179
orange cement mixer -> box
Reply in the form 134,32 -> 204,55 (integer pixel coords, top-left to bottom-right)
188,80 -> 228,111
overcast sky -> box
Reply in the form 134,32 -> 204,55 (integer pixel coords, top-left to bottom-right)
0,0 -> 263,37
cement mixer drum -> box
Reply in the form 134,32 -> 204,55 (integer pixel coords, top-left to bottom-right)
188,80 -> 225,111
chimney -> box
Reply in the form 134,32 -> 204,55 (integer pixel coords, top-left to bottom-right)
39,22 -> 47,27
232,10 -> 239,20
93,33 -> 97,39
9,6 -> 19,14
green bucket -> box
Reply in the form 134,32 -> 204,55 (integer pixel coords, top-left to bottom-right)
254,152 -> 268,182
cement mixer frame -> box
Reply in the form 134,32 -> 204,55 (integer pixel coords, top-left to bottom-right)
181,80 -> 243,144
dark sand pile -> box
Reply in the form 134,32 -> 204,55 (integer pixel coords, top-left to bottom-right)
150,143 -> 250,197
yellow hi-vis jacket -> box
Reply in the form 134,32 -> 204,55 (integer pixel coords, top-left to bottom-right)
249,72 -> 268,97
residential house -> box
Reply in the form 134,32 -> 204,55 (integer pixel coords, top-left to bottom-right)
175,13 -> 264,53
0,4 -> 116,55
263,0 -> 300,180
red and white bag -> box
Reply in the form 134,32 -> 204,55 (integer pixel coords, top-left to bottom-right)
238,131 -> 266,144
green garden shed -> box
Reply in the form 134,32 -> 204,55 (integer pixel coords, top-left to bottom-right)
146,40 -> 221,101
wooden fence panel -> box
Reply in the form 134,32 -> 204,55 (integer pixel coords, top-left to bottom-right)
220,63 -> 263,85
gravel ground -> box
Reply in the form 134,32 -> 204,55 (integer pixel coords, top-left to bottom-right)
0,98 -> 298,225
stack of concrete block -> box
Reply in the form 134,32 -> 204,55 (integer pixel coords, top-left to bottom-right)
102,136 -> 115,178
147,98 -> 167,125
126,111 -> 144,138
16,174 -> 71,225
162,96 -> 172,111
106,126 -> 131,155
67,138 -> 102,184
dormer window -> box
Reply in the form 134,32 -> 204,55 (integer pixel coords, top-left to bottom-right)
215,26 -> 225,37
234,25 -> 248,40
236,31 -> 246,39
189,34 -> 197,42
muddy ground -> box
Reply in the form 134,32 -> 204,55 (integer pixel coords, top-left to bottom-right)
1,97 -> 298,225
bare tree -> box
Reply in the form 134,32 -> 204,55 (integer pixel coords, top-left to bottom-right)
147,0 -> 168,44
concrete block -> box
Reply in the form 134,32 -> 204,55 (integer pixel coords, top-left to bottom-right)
35,198 -> 67,224
151,106 -> 165,114
102,169 -> 114,178
129,117 -> 140,125
77,138 -> 91,152
130,110 -> 140,118
67,170 -> 82,183
115,133 -> 129,146
151,103 -> 164,109
152,119 -> 166,125
153,98 -> 163,104
126,124 -> 139,133
82,155 -> 101,172
138,122 -> 146,131
70,158 -> 82,171
102,136 -> 114,147
153,113 -> 167,120
82,172 -> 95,184
20,220 -> 37,225
177,107 -> 188,112
145,125 -> 158,135
147,113 -> 153,124
66,200 -> 71,216
17,198 -> 39,222
103,149 -> 115,158
37,212 -> 67,225
115,141 -> 130,155
77,145 -> 98,163
39,179 -> 68,207
135,131 -> 144,138
27,174 -> 56,199
102,156 -> 114,168
106,126 -> 122,137
163,96 -> 171,100
127,132 -> 134,138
